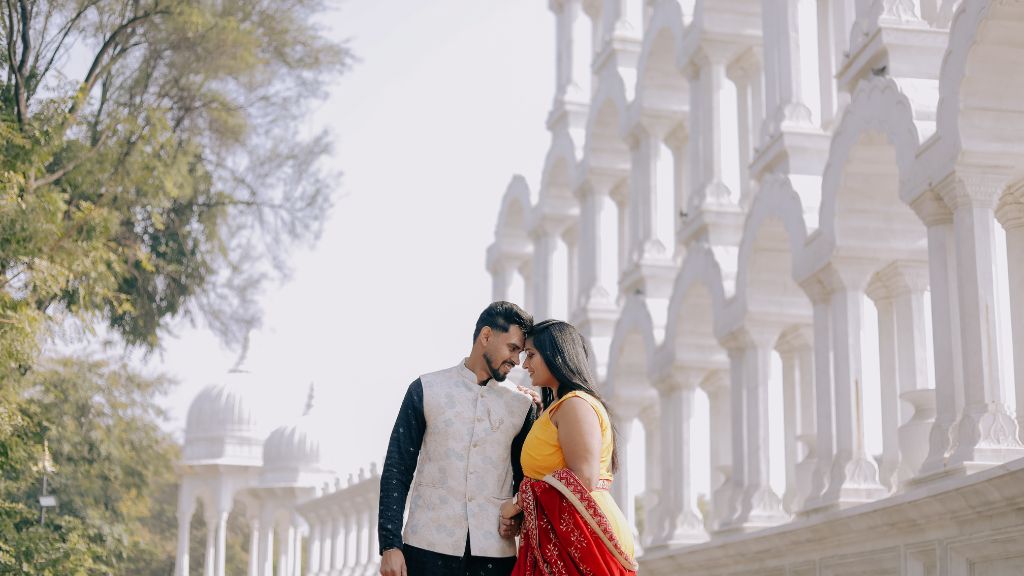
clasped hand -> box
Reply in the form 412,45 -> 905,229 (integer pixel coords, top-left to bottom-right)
497,498 -> 522,539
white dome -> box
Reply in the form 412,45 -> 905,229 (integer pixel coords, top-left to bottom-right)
263,417 -> 322,471
183,370 -> 262,465
260,385 -> 334,487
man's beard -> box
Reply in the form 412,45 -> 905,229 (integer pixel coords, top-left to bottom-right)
483,351 -> 513,382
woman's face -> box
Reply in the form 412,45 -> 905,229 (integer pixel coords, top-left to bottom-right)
523,338 -> 557,389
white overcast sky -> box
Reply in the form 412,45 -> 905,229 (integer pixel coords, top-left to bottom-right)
133,1 -> 556,477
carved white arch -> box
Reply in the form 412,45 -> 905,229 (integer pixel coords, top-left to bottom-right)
725,176 -> 811,335
658,243 -> 730,371
540,128 -> 581,196
631,0 -> 688,121
808,76 -> 924,274
606,294 -> 661,402
583,66 -> 632,164
495,175 -> 534,239
928,0 -> 1024,179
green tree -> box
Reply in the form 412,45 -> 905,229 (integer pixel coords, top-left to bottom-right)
0,0 -> 350,369
0,356 -> 185,574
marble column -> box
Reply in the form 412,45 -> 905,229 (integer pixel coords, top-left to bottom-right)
331,511 -> 346,575
248,518 -> 259,576
214,509 -> 229,576
627,118 -> 678,267
911,189 -> 963,478
996,188 -> 1024,443
259,510 -> 274,576
722,327 -> 787,529
204,509 -> 217,576
576,178 -> 621,310
891,263 -> 935,483
318,518 -> 333,575
611,411 -> 636,529
800,275 -> 835,510
701,372 -> 734,532
727,48 -> 764,206
866,274 -> 901,490
820,263 -> 887,505
308,520 -> 321,575
653,368 -> 707,545
777,327 -> 816,512
356,507 -> 369,571
936,173 -> 1024,467
174,495 -> 194,576
638,403 -> 662,547
344,510 -> 358,572
686,46 -> 740,207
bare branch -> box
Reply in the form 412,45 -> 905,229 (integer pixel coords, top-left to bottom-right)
13,0 -> 31,125
66,6 -> 168,130
5,1 -> 21,100
36,0 -> 103,88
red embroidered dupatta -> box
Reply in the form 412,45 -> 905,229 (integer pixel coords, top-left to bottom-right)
512,468 -> 638,576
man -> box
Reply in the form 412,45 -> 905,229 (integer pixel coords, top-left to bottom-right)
378,301 -> 537,576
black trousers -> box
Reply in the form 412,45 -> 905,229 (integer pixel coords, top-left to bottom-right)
403,536 -> 517,576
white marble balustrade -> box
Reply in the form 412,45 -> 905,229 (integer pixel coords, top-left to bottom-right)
297,465 -> 380,576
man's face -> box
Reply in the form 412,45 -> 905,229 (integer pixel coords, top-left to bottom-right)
482,325 -> 525,382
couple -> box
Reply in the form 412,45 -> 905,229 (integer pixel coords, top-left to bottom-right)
378,301 -> 638,576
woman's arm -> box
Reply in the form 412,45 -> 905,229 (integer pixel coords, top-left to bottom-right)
552,396 -> 603,490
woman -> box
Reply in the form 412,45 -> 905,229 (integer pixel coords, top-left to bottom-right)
498,319 -> 638,575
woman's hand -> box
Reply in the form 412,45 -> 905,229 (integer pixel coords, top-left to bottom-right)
498,498 -> 523,538
499,497 -> 521,520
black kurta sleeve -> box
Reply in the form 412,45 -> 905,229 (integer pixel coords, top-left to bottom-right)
510,402 -> 538,494
377,379 -> 426,555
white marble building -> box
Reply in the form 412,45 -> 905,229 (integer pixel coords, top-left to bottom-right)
485,0 -> 1024,575
175,1 -> 1024,575
174,372 -> 381,576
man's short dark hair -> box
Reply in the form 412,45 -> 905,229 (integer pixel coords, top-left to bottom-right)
473,301 -> 534,342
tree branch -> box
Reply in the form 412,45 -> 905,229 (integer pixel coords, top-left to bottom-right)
14,0 -> 31,127
35,0 -> 102,91
33,133 -> 108,189
67,7 -> 167,127
5,1 -> 23,123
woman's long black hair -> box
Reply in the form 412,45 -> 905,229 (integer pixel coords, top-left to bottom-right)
529,319 -> 619,472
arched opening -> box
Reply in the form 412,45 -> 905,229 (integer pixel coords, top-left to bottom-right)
953,4 -> 1024,445
634,20 -> 692,258
828,125 -> 930,491
226,498 -> 252,575
605,321 -> 658,547
662,266 -> 726,539
740,210 -> 813,519
535,152 -> 579,321
188,498 -> 208,575
580,95 -> 631,308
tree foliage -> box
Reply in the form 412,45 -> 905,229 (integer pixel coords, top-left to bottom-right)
0,0 -> 349,366
0,357 -> 183,574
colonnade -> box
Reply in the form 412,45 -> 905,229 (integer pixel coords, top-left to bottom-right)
487,1 -> 1024,574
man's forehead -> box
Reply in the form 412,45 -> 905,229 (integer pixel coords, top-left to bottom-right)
502,325 -> 525,344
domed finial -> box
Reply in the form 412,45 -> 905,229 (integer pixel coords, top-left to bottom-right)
230,331 -> 252,374
303,382 -> 315,416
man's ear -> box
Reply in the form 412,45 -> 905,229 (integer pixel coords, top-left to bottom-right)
479,326 -> 492,346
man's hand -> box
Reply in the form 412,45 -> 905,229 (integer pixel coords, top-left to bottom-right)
498,514 -> 521,539
380,548 -> 407,576
516,384 -> 542,409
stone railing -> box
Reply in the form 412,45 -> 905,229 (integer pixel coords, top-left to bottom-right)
297,464 -> 380,576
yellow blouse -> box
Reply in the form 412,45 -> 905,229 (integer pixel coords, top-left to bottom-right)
520,391 -> 635,558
